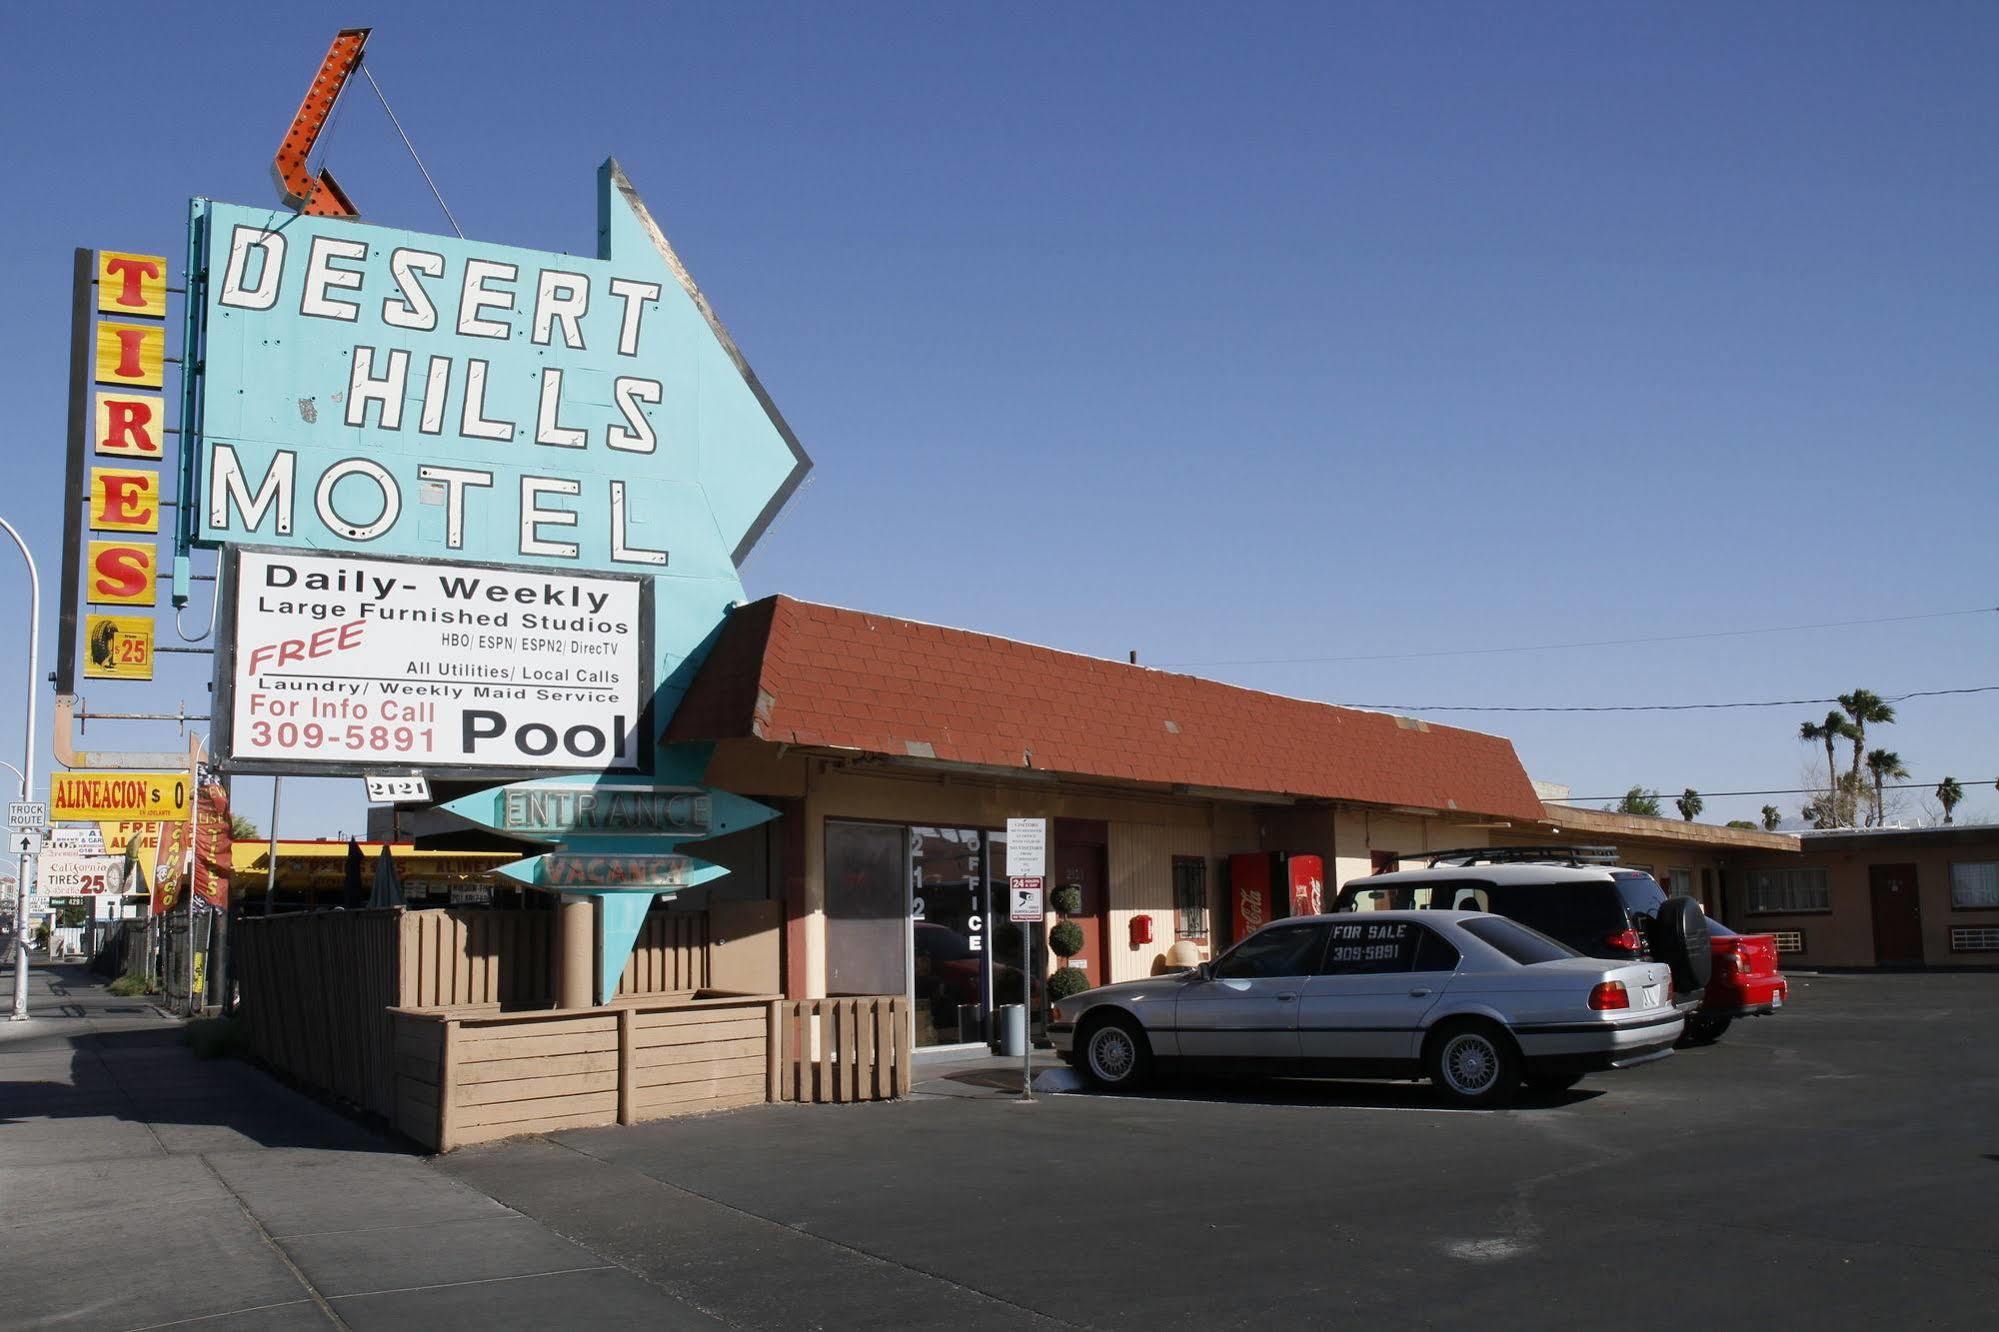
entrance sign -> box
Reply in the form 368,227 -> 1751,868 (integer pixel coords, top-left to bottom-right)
217,548 -> 649,774
1005,817 -> 1047,879
52,771 -> 189,823
1008,877 -> 1046,922
7,802 -> 47,829
441,774 -> 778,843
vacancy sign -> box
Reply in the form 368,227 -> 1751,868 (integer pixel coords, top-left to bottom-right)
222,548 -> 647,773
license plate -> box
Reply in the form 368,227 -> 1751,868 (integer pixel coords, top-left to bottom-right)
1643,986 -> 1660,1006
1772,993 -> 1784,1008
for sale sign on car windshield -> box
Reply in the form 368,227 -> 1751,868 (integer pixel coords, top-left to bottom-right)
218,548 -> 650,775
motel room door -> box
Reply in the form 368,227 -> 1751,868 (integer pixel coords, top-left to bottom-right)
1868,863 -> 1923,965
1053,820 -> 1109,991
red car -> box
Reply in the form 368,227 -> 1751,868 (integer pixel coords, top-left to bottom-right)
1685,919 -> 1788,1045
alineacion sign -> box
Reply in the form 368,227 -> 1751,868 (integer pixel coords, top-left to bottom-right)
188,159 -> 810,752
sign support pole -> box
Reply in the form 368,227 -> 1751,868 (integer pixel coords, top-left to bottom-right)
1021,919 -> 1033,1101
1,515 -> 42,1021
262,778 -> 280,918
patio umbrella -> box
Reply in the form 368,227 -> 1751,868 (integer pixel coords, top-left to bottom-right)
367,844 -> 404,910
340,838 -> 366,909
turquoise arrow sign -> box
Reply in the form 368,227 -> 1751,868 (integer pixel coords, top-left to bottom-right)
440,772 -> 778,845
188,158 -> 811,732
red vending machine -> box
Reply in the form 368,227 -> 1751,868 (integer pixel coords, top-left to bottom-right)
1226,852 -> 1326,947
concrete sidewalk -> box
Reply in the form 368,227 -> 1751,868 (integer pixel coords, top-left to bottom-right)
0,961 -> 717,1331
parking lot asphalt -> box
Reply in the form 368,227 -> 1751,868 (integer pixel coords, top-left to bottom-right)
9,966 -> 1993,1329
437,971 -> 1999,1330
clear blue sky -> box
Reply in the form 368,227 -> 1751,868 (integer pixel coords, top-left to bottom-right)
0,0 -> 1993,842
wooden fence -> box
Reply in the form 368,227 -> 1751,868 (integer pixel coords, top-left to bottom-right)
235,909 -> 403,1117
236,906 -> 711,1120
392,994 -> 777,1150
769,997 -> 913,1104
237,908 -> 908,1150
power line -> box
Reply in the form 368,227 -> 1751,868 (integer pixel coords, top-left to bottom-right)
1564,777 -> 1998,802
1158,605 -> 1996,670
362,65 -> 464,239
1333,684 -> 1999,715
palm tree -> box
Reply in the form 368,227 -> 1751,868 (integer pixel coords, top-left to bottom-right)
1837,689 -> 1897,795
1676,788 -> 1704,822
1863,749 -> 1908,827
1760,804 -> 1781,831
1800,712 -> 1857,823
1936,776 -> 1964,825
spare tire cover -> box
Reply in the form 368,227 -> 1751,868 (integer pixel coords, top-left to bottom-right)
1655,896 -> 1713,991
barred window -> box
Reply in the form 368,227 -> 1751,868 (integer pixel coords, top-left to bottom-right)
1746,867 -> 1831,914
1173,857 -> 1208,939
1949,862 -> 1999,911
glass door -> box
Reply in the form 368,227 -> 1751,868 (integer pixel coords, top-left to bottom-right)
910,827 -> 987,1047
825,821 -> 1047,1049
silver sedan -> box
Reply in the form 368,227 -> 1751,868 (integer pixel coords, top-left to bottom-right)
1047,910 -> 1682,1106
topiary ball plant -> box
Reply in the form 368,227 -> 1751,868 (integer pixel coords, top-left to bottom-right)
1048,920 -> 1086,958
1051,885 -> 1084,916
1046,966 -> 1093,1001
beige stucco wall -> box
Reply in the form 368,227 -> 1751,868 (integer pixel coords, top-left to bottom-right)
1105,816 -> 1257,983
705,745 -> 1265,996
1324,808 -> 1494,890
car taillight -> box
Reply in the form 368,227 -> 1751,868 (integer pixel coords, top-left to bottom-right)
1588,981 -> 1630,1010
1602,928 -> 1645,956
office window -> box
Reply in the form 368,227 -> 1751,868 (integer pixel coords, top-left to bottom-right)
1173,856 -> 1208,938
1746,868 -> 1831,914
1949,861 -> 1999,910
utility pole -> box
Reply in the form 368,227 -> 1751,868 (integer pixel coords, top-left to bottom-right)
2,515 -> 43,1021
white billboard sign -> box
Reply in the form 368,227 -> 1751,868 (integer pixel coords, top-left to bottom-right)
1005,817 -> 1047,879
222,548 -> 650,774
40,850 -> 126,896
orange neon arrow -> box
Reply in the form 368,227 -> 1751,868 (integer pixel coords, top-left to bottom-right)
271,27 -> 370,217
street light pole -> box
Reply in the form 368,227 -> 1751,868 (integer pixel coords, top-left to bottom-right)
1,516 -> 42,1022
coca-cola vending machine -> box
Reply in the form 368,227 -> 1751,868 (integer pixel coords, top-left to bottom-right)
1226,852 -> 1326,947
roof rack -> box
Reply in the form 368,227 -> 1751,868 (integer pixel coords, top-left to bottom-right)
1400,846 -> 1622,869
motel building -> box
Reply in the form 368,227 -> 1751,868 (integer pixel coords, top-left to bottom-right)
522,593 -> 1808,1053
1723,824 -> 1999,970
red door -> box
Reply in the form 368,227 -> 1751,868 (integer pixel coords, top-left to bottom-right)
1868,863 -> 1923,964
1054,821 -> 1108,990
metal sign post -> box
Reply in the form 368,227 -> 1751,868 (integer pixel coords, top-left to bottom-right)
1005,817 -> 1048,1101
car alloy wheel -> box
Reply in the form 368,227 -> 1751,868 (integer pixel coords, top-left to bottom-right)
1440,1032 -> 1501,1096
1088,1025 -> 1137,1085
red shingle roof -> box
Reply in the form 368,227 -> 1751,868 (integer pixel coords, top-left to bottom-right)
668,595 -> 1545,822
